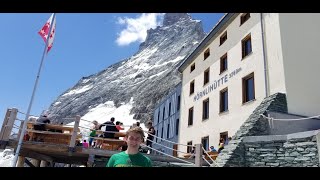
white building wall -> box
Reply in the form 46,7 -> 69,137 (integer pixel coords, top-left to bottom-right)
278,13 -> 320,117
263,13 -> 287,95
178,13 -> 278,155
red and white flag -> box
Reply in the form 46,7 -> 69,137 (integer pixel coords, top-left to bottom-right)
38,13 -> 56,53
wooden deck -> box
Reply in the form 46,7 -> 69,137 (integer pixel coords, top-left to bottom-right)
6,139 -> 196,166
0,109 -> 202,167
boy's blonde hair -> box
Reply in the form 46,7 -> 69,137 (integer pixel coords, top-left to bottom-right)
126,126 -> 145,140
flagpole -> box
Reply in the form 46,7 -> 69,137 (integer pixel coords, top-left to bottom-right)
12,13 -> 56,167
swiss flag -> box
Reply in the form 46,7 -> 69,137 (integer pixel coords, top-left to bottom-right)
38,13 -> 56,53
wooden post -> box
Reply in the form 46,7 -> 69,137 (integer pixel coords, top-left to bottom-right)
40,160 -> 48,167
31,159 -> 40,167
173,144 -> 178,157
0,109 -> 12,149
69,115 -> 80,153
17,120 -> 25,141
0,108 -> 11,140
87,154 -> 95,167
2,108 -> 18,141
16,156 -> 25,167
194,144 -> 203,167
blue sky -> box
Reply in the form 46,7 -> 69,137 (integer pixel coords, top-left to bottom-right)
0,13 -> 224,126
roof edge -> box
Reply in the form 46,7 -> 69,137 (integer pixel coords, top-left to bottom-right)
178,13 -> 239,73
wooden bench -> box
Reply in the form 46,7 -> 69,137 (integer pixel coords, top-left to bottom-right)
93,136 -> 126,151
26,122 -> 82,145
204,151 -> 218,160
95,130 -> 126,138
27,122 -> 79,133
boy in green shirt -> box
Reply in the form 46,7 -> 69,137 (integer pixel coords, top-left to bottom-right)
107,126 -> 152,167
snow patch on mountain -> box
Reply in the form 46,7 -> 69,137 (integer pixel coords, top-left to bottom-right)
62,85 -> 93,97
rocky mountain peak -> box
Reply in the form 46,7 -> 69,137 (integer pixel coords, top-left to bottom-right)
48,14 -> 205,124
162,13 -> 192,26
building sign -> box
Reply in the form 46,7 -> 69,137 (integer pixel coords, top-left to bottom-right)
193,67 -> 242,102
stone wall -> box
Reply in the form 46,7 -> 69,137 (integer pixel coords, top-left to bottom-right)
215,93 -> 287,167
234,93 -> 288,139
214,92 -> 320,167
243,130 -> 319,167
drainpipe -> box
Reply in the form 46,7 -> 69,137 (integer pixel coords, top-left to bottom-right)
260,13 -> 270,97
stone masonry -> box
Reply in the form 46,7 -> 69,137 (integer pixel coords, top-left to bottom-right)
213,93 -> 320,167
243,131 -> 319,167
215,93 -> 288,167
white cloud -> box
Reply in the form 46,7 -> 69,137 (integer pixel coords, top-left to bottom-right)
115,13 -> 164,46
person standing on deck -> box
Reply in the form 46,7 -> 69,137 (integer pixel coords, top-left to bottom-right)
106,127 -> 152,167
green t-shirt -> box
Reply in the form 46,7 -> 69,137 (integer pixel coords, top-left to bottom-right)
106,151 -> 152,167
89,130 -> 96,137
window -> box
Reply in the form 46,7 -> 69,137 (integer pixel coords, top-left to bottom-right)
242,34 -> 252,58
188,107 -> 193,126
220,53 -> 228,73
163,107 -> 166,120
190,63 -> 195,72
176,119 -> 179,136
157,111 -> 160,123
168,102 -> 171,116
161,125 -> 164,139
242,72 -> 255,103
167,123 -> 170,139
220,88 -> 228,113
187,141 -> 193,153
220,31 -> 227,45
220,131 -> 228,143
204,68 -> 210,85
202,98 -> 209,120
201,136 -> 209,151
190,80 -> 195,95
240,13 -> 250,25
204,48 -> 210,60
177,95 -> 181,110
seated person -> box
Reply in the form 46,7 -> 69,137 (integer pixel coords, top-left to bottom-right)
82,140 -> 89,148
209,146 -> 217,152
89,120 -> 100,147
218,138 -> 225,153
116,121 -> 124,131
189,146 -> 196,159
33,114 -> 50,131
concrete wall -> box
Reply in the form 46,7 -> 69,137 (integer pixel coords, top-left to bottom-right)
278,13 -> 320,117
243,130 -> 319,167
268,111 -> 320,135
